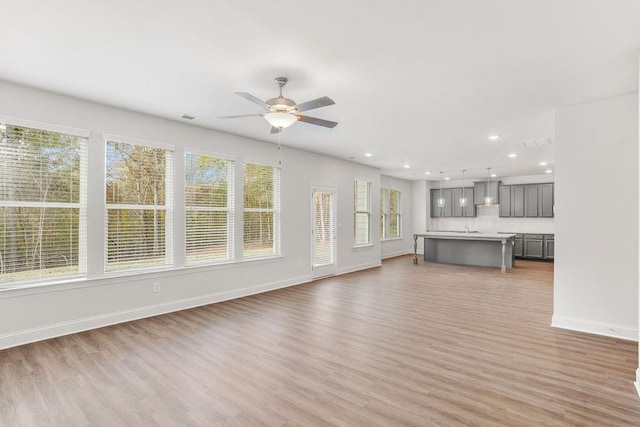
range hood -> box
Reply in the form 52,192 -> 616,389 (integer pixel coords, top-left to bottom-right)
473,180 -> 500,206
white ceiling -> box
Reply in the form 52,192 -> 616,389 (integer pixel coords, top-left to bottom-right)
1,0 -> 639,181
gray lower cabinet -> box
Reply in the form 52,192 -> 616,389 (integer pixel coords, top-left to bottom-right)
499,186 -> 511,217
513,235 -> 524,257
544,235 -> 554,259
524,234 -> 544,259
514,233 -> 554,260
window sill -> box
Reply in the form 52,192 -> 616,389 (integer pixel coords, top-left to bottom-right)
0,255 -> 284,298
353,243 -> 374,249
381,237 -> 403,242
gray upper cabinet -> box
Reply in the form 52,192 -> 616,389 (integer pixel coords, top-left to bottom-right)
430,187 -> 475,218
430,189 -> 442,217
442,188 -> 453,217
524,185 -> 539,217
539,184 -> 554,217
452,188 -> 463,217
499,186 -> 511,217
474,182 -> 485,205
511,185 -> 525,217
499,183 -> 554,218
463,187 -> 475,217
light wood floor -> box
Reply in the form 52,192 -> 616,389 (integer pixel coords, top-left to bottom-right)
1,257 -> 639,426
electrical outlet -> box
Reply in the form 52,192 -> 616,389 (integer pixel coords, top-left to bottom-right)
153,282 -> 160,293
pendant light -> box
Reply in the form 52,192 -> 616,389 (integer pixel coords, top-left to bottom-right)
437,172 -> 445,208
459,169 -> 467,207
484,167 -> 494,205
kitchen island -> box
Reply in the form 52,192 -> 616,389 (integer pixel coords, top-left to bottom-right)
413,232 -> 516,273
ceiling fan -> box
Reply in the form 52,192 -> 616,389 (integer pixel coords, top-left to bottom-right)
218,77 -> 338,133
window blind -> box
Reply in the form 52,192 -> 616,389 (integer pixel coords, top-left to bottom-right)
105,140 -> 173,272
313,191 -> 333,266
0,122 -> 87,284
380,188 -> 388,239
389,189 -> 401,238
185,152 -> 235,265
354,180 -> 371,245
243,162 -> 280,258
380,187 -> 402,240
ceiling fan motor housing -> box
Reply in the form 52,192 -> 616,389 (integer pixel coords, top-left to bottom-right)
267,96 -> 297,113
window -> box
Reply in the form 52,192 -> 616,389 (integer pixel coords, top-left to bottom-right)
105,139 -> 173,272
381,188 -> 401,240
185,152 -> 234,265
380,188 -> 387,239
354,179 -> 371,245
0,122 -> 87,284
243,162 -> 280,258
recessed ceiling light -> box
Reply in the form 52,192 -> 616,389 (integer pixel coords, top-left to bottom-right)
425,171 -> 431,175
488,135 -> 500,141
490,174 -> 497,178
539,161 -> 548,166
444,177 -> 450,181
364,152 -> 372,157
403,164 -> 410,169
545,169 -> 553,174
508,153 -> 517,158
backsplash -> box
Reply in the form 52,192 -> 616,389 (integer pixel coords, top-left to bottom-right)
430,205 -> 554,234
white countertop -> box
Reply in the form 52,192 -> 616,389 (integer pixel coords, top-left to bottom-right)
413,231 -> 517,240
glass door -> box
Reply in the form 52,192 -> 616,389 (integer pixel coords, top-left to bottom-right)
311,185 -> 336,278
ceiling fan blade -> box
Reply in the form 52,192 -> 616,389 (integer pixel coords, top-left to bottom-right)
270,126 -> 282,134
235,92 -> 272,110
217,113 -> 265,119
297,115 -> 338,128
296,96 -> 335,112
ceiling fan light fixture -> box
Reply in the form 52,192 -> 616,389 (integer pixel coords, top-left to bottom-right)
265,112 -> 297,129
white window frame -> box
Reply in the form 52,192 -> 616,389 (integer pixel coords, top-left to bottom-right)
242,160 -> 281,259
353,179 -> 371,246
184,150 -> 235,266
104,135 -> 174,274
0,118 -> 88,287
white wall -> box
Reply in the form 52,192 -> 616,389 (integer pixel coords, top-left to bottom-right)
554,92 -> 639,341
380,175 -> 414,259
0,80 -> 384,349
410,180 -> 428,254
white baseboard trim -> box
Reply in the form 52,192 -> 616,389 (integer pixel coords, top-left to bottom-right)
635,369 -> 640,398
337,261 -> 382,275
551,314 -> 638,342
381,249 -> 413,260
0,274 -> 312,350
